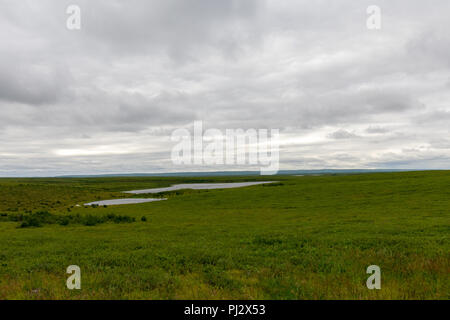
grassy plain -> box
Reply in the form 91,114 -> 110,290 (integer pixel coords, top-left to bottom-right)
0,171 -> 448,299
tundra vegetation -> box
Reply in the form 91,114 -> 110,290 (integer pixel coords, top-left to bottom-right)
0,171 -> 448,299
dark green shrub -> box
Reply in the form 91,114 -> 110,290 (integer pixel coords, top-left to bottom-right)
59,218 -> 70,226
19,217 -> 42,228
82,214 -> 102,226
112,215 -> 135,223
2,211 -> 136,228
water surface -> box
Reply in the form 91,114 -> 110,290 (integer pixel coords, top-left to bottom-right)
124,181 -> 278,194
84,198 -> 167,206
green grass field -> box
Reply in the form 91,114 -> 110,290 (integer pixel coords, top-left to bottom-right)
0,171 -> 448,299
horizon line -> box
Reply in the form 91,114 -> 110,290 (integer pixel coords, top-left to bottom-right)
1,168 -> 447,178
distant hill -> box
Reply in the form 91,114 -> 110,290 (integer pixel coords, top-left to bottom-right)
56,169 -> 417,178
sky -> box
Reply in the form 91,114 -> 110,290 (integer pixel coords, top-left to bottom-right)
0,0 -> 449,176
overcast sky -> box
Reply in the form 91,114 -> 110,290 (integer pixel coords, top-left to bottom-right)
1,0 -> 449,176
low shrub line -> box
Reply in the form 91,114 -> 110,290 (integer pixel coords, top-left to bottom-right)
0,211 -> 136,228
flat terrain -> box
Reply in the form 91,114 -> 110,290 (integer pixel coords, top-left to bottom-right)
0,171 -> 448,299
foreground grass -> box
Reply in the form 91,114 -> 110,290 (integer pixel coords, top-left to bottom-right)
0,171 -> 448,299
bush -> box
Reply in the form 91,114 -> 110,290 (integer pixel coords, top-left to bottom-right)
112,215 -> 135,223
2,211 -> 137,228
59,218 -> 70,226
141,216 -> 147,222
82,214 -> 103,226
19,217 -> 42,228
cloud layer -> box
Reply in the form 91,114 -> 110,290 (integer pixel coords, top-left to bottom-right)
1,0 -> 449,176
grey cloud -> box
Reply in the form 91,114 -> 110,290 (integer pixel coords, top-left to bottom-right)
327,129 -> 360,140
0,58 -> 69,105
0,0 -> 449,175
365,126 -> 390,134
